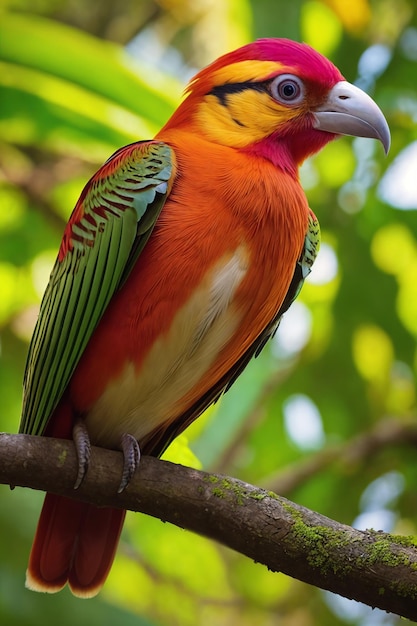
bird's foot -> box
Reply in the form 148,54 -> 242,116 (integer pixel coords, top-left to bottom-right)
118,433 -> 141,493
72,421 -> 140,493
72,419 -> 91,489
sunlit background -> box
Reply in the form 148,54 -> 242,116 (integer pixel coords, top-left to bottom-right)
1,1 -> 417,625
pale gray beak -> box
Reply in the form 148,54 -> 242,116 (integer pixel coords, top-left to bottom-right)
313,81 -> 390,154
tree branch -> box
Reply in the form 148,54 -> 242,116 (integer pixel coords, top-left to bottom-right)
1,433 -> 417,621
263,416 -> 417,496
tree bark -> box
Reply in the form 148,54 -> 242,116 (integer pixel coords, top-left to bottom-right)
1,432 -> 417,621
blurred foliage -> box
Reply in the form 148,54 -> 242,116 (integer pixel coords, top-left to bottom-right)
1,0 -> 417,625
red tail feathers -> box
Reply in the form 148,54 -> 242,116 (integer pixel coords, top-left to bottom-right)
26,493 -> 126,598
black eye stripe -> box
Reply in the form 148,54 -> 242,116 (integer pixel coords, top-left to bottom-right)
209,81 -> 268,106
208,77 -> 304,107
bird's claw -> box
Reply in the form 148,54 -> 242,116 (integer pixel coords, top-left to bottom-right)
72,419 -> 91,489
72,422 -> 140,493
118,433 -> 141,493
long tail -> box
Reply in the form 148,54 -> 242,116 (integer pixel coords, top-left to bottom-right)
26,493 -> 126,598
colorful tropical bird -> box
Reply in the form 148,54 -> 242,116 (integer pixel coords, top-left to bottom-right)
19,38 -> 390,597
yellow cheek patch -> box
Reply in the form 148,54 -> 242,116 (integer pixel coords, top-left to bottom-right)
210,60 -> 284,86
196,88 -> 301,148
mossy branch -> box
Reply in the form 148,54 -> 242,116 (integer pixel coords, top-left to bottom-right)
1,432 -> 417,621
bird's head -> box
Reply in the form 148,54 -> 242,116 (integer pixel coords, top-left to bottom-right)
164,39 -> 390,172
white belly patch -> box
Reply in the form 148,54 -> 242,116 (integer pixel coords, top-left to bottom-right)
86,246 -> 248,446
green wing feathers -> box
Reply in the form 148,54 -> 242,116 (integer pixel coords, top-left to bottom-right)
20,141 -> 175,436
302,210 -> 320,276
263,208 -> 320,323
293,208 -> 320,300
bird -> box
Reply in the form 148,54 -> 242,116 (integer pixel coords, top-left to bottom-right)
19,37 -> 390,598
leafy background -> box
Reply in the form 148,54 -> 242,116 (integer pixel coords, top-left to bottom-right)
1,0 -> 417,624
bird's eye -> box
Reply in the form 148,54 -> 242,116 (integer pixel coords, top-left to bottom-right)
270,74 -> 304,105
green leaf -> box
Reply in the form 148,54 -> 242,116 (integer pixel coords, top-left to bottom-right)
0,13 -> 180,126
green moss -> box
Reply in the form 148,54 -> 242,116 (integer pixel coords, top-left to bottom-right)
222,481 -> 246,505
354,531 -> 417,599
57,448 -> 68,466
279,502 -> 353,575
280,504 -> 417,582
361,538 -> 409,568
367,529 -> 417,549
355,531 -> 417,576
267,491 -> 279,500
294,523 -> 351,573
205,476 -> 270,505
203,474 -> 219,484
202,474 -> 279,505
389,579 -> 417,600
249,492 -> 268,501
